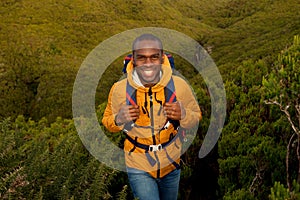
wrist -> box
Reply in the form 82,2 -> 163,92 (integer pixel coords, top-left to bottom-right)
114,115 -> 124,126
179,102 -> 186,120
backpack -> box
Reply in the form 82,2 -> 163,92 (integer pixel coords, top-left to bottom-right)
122,52 -> 186,139
121,52 -> 187,169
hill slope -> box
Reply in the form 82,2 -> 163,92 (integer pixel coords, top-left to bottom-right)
0,0 -> 299,120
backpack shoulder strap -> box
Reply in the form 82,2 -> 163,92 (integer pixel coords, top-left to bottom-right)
164,77 -> 176,103
123,80 -> 136,132
164,77 -> 180,129
126,80 -> 137,106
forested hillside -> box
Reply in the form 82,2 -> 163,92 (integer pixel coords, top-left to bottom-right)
1,0 -> 300,199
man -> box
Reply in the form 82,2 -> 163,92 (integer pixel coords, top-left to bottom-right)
102,33 -> 201,200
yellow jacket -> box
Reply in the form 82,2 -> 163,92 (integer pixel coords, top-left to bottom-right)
102,56 -> 201,178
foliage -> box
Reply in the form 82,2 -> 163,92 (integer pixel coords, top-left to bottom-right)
0,116 -> 132,199
1,0 -> 300,199
217,49 -> 295,198
262,35 -> 300,105
1,0 -> 299,122
269,181 -> 300,200
262,35 -> 300,190
223,188 -> 256,200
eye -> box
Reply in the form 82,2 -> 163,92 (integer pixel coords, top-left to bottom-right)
150,54 -> 160,60
136,55 -> 146,61
134,53 -> 161,63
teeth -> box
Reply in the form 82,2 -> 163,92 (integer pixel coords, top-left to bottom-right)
144,71 -> 153,76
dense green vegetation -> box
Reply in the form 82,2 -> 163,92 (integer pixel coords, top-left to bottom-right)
1,0 -> 300,199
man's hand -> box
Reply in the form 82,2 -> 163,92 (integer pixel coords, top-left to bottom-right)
163,101 -> 186,120
115,105 -> 140,125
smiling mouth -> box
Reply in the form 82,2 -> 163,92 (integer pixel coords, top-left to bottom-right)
144,70 -> 154,76
137,64 -> 161,83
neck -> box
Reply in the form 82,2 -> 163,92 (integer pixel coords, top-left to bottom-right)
143,83 -> 156,88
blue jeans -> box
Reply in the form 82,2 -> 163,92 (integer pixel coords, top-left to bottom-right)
127,167 -> 181,200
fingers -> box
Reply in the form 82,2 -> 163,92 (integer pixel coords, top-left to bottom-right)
117,101 -> 185,125
163,102 -> 182,120
116,105 -> 140,124
128,105 -> 140,120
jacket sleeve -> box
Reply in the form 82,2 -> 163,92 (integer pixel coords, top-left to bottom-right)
174,77 -> 202,129
102,83 -> 124,132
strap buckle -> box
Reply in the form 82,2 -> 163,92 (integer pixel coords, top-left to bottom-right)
149,144 -> 162,152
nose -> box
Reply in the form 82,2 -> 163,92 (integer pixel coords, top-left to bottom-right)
143,57 -> 153,66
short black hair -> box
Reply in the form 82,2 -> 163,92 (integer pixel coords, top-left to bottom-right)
132,33 -> 163,51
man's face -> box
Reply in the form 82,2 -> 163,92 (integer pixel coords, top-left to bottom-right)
133,40 -> 163,86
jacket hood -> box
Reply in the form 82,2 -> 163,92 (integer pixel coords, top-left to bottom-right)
126,54 -> 173,93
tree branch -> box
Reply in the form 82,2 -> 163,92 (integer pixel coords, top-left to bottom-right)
265,99 -> 300,187
296,104 -> 300,130
286,133 -> 297,190
264,100 -> 300,136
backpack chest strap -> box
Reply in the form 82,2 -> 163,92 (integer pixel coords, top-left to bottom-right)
125,132 -> 179,152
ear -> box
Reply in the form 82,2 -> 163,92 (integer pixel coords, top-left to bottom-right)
132,52 -> 136,67
161,51 -> 164,64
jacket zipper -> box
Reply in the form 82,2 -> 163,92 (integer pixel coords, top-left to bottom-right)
149,87 -> 160,178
